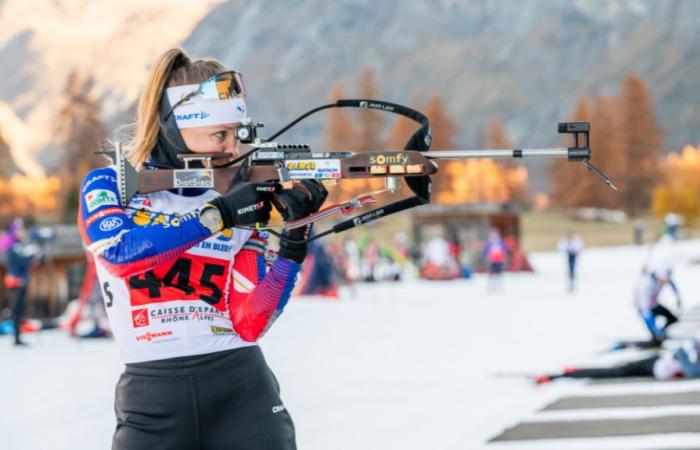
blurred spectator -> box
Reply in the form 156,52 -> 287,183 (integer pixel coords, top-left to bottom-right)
482,228 -> 508,291
301,240 -> 338,298
664,213 -> 683,241
3,218 -> 41,346
343,238 -> 361,284
634,219 -> 645,246
421,236 -> 460,280
557,229 -> 584,292
363,239 -> 379,282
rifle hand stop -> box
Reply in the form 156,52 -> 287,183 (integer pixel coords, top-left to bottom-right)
559,121 -> 617,191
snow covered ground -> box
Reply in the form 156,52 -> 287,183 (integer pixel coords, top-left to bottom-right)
2,240 -> 700,450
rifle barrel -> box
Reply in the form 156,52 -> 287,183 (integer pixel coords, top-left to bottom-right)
422,148 -> 569,159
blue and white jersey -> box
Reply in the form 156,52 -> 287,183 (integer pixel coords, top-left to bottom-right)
78,166 -> 299,363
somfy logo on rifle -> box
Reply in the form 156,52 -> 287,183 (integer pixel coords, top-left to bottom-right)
369,153 -> 408,165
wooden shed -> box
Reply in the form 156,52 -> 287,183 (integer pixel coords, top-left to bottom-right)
412,202 -> 532,272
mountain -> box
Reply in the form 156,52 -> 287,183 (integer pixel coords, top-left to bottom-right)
1,0 -> 700,182
0,0 -> 222,172
0,100 -> 42,176
182,0 -> 700,152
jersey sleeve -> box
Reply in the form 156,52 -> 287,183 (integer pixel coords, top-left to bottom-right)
229,232 -> 300,342
78,167 -> 212,278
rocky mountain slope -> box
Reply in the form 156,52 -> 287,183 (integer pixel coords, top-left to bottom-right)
1,0 -> 699,177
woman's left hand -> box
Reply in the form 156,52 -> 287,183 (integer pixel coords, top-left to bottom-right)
274,180 -> 328,263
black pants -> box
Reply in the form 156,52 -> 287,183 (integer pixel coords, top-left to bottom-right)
567,254 -> 577,283
113,346 -> 296,450
10,286 -> 27,344
561,356 -> 658,379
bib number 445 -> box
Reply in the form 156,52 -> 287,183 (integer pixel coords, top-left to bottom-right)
127,256 -> 227,309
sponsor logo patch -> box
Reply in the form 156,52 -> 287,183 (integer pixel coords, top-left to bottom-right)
368,153 -> 408,165
131,308 -> 150,328
130,196 -> 152,207
132,210 -> 197,228
81,174 -> 117,193
145,305 -> 229,324
237,201 -> 264,215
210,325 -> 235,335
98,216 -> 124,232
85,208 -> 125,227
85,189 -> 119,212
135,330 -> 174,342
352,208 -> 385,227
173,169 -> 214,189
285,159 -> 341,179
174,111 -> 211,121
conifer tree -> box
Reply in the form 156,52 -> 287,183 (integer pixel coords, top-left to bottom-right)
619,73 -> 663,215
424,93 -> 459,203
324,83 -> 359,202
487,118 -> 526,203
550,96 -> 592,207
587,96 -> 624,209
55,71 -> 108,219
356,69 -> 384,152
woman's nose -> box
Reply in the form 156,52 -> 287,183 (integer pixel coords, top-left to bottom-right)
224,135 -> 239,157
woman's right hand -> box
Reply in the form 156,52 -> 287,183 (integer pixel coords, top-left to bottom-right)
208,181 -> 279,228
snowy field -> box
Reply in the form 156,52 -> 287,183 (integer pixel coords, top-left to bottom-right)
2,240 -> 700,450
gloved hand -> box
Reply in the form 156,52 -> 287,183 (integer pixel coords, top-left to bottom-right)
275,180 -> 328,263
208,180 -> 279,228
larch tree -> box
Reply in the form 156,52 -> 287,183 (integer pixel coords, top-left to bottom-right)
323,83 -> 360,202
423,93 -> 459,203
588,95 -> 624,209
619,73 -> 663,216
487,118 -> 526,203
55,71 -> 108,220
549,96 -> 592,208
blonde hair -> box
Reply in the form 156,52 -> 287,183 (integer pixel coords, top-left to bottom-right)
123,48 -> 226,168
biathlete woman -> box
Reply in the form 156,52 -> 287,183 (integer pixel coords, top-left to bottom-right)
79,48 -> 326,449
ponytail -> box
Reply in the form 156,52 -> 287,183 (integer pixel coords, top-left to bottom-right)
123,48 -> 225,168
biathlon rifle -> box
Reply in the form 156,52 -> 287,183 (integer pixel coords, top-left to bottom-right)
107,99 -> 615,243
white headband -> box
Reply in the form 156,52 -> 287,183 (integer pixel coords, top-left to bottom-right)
166,83 -> 248,129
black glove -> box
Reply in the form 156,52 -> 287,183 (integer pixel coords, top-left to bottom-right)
208,181 -> 278,228
275,180 -> 328,263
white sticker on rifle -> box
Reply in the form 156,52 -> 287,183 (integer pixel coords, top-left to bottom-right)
285,159 -> 341,179
173,169 -> 214,188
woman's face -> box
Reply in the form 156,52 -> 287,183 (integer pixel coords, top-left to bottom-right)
180,123 -> 240,160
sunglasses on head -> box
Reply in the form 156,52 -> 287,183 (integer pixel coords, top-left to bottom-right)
163,70 -> 247,122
